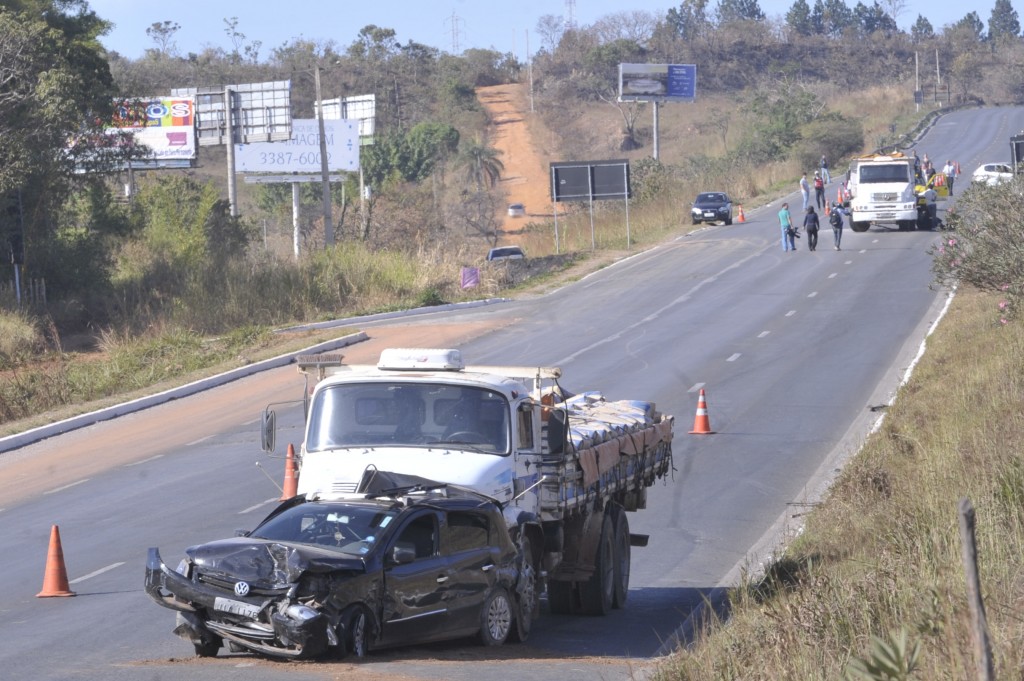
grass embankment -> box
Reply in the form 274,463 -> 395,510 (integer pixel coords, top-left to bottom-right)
655,288 -> 1024,679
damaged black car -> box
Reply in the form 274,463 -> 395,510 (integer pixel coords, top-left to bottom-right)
145,482 -> 532,659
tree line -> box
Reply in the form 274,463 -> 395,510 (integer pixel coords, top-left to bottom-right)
0,0 -> 1022,336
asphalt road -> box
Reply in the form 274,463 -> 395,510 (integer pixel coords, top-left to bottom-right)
1,105 -> 1020,681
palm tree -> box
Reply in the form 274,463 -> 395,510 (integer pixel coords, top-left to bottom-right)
458,138 -> 505,190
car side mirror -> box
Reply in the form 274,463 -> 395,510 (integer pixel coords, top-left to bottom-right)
261,409 -> 276,453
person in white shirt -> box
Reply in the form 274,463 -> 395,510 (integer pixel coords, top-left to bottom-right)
942,160 -> 957,196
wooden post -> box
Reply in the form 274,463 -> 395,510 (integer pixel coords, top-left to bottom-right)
958,497 -> 994,681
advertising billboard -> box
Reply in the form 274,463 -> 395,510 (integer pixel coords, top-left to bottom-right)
109,97 -> 196,168
234,119 -> 360,173
619,64 -> 697,102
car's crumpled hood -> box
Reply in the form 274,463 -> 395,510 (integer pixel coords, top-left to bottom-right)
187,538 -> 364,587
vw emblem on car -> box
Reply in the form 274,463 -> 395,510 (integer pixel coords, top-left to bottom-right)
234,581 -> 250,597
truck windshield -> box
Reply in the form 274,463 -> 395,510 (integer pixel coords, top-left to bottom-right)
859,164 -> 910,184
306,382 -> 511,455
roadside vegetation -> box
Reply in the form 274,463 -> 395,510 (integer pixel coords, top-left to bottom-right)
2,2 -> 1024,674
653,182 -> 1024,678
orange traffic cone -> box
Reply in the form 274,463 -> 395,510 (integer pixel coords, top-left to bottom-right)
37,525 -> 75,598
689,388 -> 715,434
737,205 -> 746,223
824,202 -> 830,216
279,443 -> 299,501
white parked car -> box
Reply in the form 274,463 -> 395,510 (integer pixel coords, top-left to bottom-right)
972,163 -> 1014,186
507,203 -> 525,217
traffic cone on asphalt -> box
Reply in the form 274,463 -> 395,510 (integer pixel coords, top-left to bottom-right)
279,443 -> 299,501
825,202 -> 830,216
689,388 -> 715,435
737,205 -> 746,223
37,525 -> 75,598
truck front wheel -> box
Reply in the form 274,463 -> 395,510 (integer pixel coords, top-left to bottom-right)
850,221 -> 869,233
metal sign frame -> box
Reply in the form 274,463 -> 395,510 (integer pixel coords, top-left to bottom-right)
171,80 -> 292,146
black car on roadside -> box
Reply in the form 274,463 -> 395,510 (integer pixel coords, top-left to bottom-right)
690,192 -> 733,225
145,475 -> 532,660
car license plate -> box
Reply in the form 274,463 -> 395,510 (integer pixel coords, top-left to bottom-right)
877,213 -> 895,219
703,212 -> 716,218
214,597 -> 261,619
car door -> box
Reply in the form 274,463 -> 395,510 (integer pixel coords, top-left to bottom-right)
379,510 -> 449,647
441,509 -> 502,635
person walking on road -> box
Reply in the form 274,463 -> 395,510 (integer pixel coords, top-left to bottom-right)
829,202 -> 845,250
943,160 -> 957,196
799,173 -> 810,210
803,206 -> 820,251
813,172 -> 825,209
779,202 -> 797,251
820,154 -> 831,184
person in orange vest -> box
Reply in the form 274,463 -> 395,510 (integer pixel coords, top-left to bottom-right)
813,172 -> 825,209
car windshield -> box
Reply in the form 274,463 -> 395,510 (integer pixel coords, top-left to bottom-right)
251,502 -> 399,555
306,382 -> 511,455
696,193 -> 725,204
859,164 -> 910,183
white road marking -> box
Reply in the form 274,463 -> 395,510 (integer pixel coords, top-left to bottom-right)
43,479 -> 90,495
687,383 -> 705,393
727,353 -> 741,362
124,455 -> 163,467
808,292 -> 817,298
845,260 -> 853,265
70,562 -> 125,584
758,331 -> 770,338
860,249 -> 867,253
187,436 -> 213,446
240,497 -> 280,514
828,273 -> 837,279
786,310 -> 796,317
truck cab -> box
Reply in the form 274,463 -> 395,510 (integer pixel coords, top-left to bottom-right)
846,153 -> 919,232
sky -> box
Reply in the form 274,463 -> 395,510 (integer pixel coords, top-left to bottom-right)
87,0 -> 975,62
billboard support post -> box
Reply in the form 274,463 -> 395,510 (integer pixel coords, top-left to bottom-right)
292,183 -> 301,259
653,102 -> 660,161
315,65 -> 334,246
225,88 -> 238,217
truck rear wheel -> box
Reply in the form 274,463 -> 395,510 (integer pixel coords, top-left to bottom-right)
579,516 -> 615,615
612,506 -> 631,609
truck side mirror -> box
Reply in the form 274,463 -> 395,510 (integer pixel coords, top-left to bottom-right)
547,408 -> 568,455
261,409 -> 276,453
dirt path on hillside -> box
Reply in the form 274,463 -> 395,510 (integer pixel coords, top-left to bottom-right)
477,84 -> 563,243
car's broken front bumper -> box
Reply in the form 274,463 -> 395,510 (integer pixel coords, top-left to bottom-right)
145,547 -> 331,658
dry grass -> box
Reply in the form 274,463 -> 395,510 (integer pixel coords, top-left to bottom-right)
652,288 -> 1024,679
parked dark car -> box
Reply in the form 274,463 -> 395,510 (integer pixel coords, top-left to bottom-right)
690,192 -> 733,225
145,477 -> 532,660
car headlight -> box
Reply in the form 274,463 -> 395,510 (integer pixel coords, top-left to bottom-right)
285,604 -> 320,621
691,207 -> 701,215
176,559 -> 191,577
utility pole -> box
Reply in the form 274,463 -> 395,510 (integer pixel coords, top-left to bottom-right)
526,30 -> 535,113
314,64 -> 334,246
